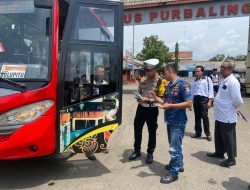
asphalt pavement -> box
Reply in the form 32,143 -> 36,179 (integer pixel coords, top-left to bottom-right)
0,83 -> 249,190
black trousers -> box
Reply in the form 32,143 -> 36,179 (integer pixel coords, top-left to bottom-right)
133,104 -> 159,154
213,85 -> 219,94
214,121 -> 237,160
193,95 -> 211,136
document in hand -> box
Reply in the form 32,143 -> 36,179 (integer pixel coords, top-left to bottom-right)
133,92 -> 142,100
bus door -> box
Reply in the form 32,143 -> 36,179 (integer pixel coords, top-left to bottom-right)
58,0 -> 123,154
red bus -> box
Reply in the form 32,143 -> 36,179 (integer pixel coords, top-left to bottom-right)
0,0 -> 123,159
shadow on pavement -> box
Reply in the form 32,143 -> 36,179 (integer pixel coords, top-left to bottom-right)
191,151 -> 221,166
120,149 -> 166,178
185,131 -> 193,137
222,177 -> 250,190
0,156 -> 110,189
188,134 -> 210,140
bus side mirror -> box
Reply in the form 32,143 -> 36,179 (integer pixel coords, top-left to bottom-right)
34,0 -> 52,9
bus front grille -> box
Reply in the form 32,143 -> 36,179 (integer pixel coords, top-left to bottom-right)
0,135 -> 11,143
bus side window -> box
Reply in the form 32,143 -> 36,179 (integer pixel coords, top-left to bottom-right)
79,74 -> 92,100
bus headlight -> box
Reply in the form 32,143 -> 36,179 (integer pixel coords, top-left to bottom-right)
0,100 -> 54,126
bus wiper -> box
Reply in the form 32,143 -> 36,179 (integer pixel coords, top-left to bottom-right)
0,77 -> 26,91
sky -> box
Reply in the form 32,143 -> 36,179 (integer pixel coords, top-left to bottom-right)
123,16 -> 249,61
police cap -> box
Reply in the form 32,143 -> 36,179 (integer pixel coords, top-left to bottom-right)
143,58 -> 159,70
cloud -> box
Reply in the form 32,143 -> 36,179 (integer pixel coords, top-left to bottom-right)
167,32 -> 206,52
230,34 -> 240,39
192,33 -> 205,41
168,42 -> 177,49
195,33 -> 246,60
225,29 -> 240,39
172,29 -> 245,60
228,47 -> 239,52
167,39 -> 191,51
225,29 -> 237,35
217,37 -> 232,48
124,17 -> 248,60
208,22 -> 220,28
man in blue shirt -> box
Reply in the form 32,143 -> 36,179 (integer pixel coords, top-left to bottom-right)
149,63 -> 192,184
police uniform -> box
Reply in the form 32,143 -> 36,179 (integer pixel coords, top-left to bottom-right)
191,76 -> 214,139
129,59 -> 165,163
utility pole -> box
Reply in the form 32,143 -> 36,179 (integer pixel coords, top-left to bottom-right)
183,25 -> 187,51
132,24 -> 135,81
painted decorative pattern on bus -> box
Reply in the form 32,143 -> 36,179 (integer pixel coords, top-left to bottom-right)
59,92 -> 119,153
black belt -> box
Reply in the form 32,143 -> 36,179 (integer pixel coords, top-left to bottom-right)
194,95 -> 208,99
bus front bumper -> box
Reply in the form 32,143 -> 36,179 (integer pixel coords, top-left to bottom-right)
0,115 -> 56,160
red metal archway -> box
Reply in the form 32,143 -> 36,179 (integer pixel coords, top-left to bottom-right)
123,0 -> 250,93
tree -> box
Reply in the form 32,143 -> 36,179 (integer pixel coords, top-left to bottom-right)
208,54 -> 247,61
235,54 -> 247,61
209,54 -> 225,61
225,55 -> 235,61
136,35 -> 172,71
174,42 -> 179,68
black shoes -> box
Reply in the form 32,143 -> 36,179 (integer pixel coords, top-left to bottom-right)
160,174 -> 178,184
191,134 -> 201,138
85,152 -> 96,161
220,159 -> 236,167
129,152 -> 153,164
129,151 -> 141,160
207,152 -> 225,159
191,134 -> 212,141
206,135 -> 212,141
146,154 -> 154,164
207,153 -> 236,167
165,164 -> 184,172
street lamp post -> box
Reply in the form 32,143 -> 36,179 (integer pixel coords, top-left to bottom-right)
132,24 -> 135,81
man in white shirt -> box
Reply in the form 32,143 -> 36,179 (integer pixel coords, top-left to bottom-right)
209,68 -> 219,94
93,65 -> 108,96
191,66 -> 214,141
207,61 -> 243,167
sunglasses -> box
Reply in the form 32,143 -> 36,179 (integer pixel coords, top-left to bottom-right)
144,69 -> 152,72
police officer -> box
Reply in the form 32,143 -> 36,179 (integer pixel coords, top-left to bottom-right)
191,66 -> 214,141
129,58 -> 163,164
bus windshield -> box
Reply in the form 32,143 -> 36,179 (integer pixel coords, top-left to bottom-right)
0,0 -> 51,80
